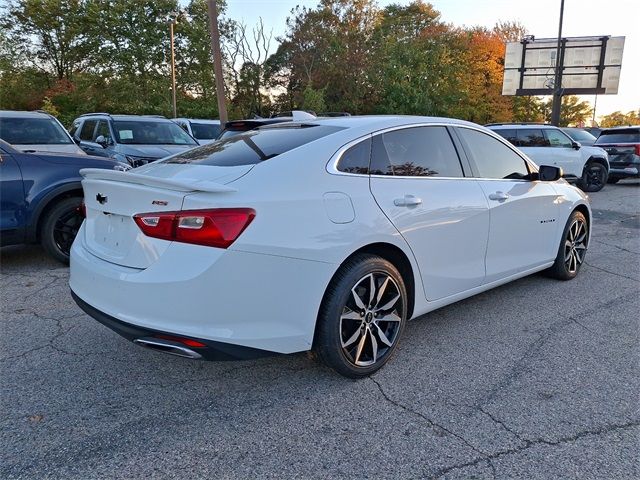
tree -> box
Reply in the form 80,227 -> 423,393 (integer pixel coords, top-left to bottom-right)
599,110 -> 640,127
543,95 -> 593,126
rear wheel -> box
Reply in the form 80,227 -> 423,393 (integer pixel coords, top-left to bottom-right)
546,210 -> 588,280
579,162 -> 607,192
40,197 -> 84,264
314,254 -> 407,378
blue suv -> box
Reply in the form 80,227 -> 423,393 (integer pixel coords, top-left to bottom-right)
69,113 -> 199,166
0,139 -> 126,263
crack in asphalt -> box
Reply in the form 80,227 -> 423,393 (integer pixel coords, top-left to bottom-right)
370,376 -> 489,458
591,239 -> 640,255
584,261 -> 640,282
429,420 -> 640,479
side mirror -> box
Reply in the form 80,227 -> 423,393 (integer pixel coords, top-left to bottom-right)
571,141 -> 581,150
95,135 -> 110,148
538,165 -> 563,182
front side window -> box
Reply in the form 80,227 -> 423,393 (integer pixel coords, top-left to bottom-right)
370,126 -> 464,177
517,129 -> 549,147
113,120 -> 198,145
79,120 -> 97,141
164,124 -> 344,167
94,121 -> 111,141
544,129 -> 573,148
337,138 -> 371,174
0,117 -> 74,145
457,127 -> 530,180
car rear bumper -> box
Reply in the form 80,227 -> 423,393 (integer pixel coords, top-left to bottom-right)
609,166 -> 640,178
71,290 -> 275,360
70,224 -> 336,355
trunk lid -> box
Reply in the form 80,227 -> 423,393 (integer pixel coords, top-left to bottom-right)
597,144 -> 639,167
79,164 -> 250,268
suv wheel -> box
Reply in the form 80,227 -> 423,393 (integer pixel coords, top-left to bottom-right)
314,254 -> 407,378
579,162 -> 607,192
40,197 -> 84,264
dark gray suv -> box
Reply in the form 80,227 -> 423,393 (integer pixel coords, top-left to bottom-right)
69,113 -> 199,167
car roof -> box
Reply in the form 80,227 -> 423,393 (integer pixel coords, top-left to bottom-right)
0,110 -> 55,119
487,123 -> 557,130
600,126 -> 640,133
79,113 -> 171,122
173,118 -> 220,124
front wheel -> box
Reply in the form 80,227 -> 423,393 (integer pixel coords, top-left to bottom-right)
314,254 -> 408,378
579,162 -> 607,192
40,197 -> 84,264
546,210 -> 589,280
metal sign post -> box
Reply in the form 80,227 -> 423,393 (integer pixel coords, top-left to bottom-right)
550,0 -> 565,126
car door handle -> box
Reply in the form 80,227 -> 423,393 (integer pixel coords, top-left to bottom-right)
394,195 -> 422,207
488,191 -> 510,201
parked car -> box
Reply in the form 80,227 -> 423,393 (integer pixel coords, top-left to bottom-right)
487,123 -> 609,192
561,127 -> 597,146
583,127 -> 602,138
70,116 -> 591,377
594,126 -> 640,183
217,111 -> 314,139
217,117 -> 293,139
172,118 -> 221,145
69,113 -> 199,167
0,139 -> 127,263
0,110 -> 85,155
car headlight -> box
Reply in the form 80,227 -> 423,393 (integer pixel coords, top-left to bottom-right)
125,155 -> 151,168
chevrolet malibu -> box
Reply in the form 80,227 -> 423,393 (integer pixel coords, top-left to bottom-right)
70,116 -> 591,377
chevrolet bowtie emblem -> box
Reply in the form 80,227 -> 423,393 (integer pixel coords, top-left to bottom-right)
96,193 -> 108,204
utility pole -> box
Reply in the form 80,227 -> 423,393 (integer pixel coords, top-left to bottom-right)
207,0 -> 228,124
550,0 -> 565,126
169,14 -> 178,118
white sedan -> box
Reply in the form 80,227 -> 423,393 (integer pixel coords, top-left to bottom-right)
70,116 -> 591,377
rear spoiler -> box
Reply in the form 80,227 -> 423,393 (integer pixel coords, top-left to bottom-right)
79,168 -> 237,193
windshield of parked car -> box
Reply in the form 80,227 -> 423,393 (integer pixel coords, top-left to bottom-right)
190,122 -> 220,140
595,130 -> 640,144
112,120 -> 197,145
563,129 -> 596,143
0,117 -> 72,145
163,124 -> 344,166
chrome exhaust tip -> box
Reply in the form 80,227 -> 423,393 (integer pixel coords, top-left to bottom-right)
133,338 -> 202,359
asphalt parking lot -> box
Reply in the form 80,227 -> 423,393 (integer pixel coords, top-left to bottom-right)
1,181 -> 639,479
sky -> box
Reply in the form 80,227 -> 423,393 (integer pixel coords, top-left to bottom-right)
223,0 -> 639,119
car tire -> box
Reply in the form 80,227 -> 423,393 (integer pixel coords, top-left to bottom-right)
314,254 -> 408,378
607,177 -> 620,184
545,210 -> 588,281
40,197 -> 84,264
579,162 -> 607,192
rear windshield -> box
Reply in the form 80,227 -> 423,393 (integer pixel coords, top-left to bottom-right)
191,122 -> 220,140
164,124 -> 344,166
0,117 -> 72,145
595,130 -> 640,144
113,120 -> 197,145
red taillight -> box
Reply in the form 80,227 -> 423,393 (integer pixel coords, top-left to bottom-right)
77,202 -> 86,218
635,145 -> 640,157
154,334 -> 206,348
133,208 -> 255,248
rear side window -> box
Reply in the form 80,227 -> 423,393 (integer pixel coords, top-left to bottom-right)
370,126 -> 464,177
337,138 -> 371,174
493,129 -> 519,145
191,122 -> 220,140
457,127 -> 530,180
517,129 -> 549,147
595,130 -> 640,144
164,125 -> 344,166
79,120 -> 97,141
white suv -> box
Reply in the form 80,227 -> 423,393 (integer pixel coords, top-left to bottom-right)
487,124 -> 609,192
